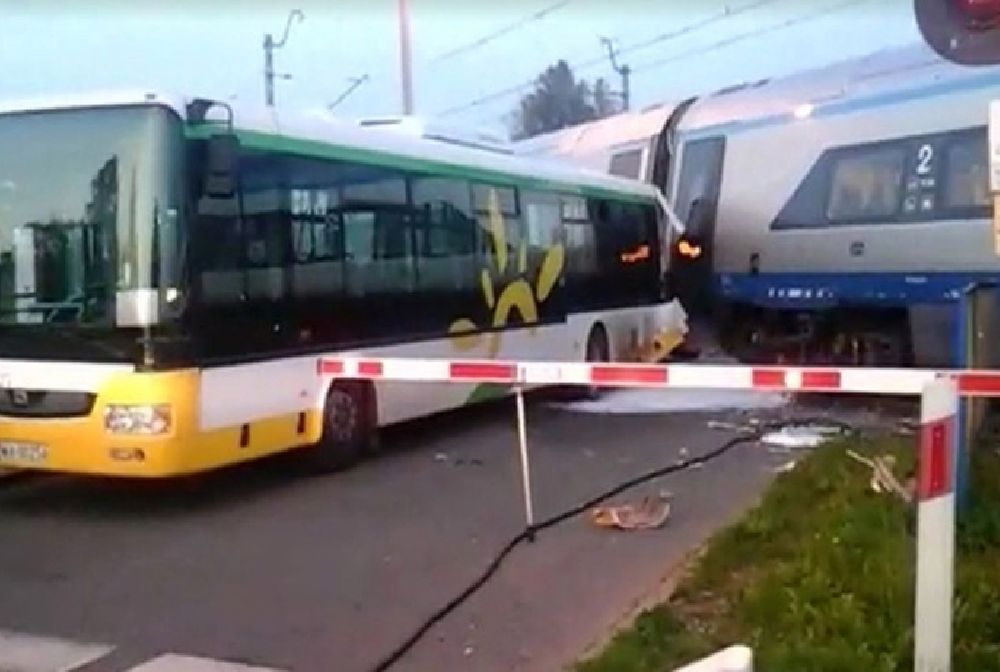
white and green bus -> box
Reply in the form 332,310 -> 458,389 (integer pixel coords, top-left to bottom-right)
0,91 -> 688,477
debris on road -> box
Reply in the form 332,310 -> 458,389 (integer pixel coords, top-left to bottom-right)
759,424 -> 844,450
894,418 -> 920,437
433,453 -> 484,466
591,494 -> 672,531
774,460 -> 797,474
846,450 -> 913,503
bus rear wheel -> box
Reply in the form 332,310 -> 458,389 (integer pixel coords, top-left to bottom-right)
306,381 -> 373,473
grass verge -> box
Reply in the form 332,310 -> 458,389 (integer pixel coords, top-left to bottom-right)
576,435 -> 1000,672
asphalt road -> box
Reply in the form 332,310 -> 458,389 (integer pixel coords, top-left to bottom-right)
0,393 -> 798,672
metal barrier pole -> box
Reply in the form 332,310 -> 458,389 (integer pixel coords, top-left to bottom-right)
514,386 -> 536,541
914,378 -> 959,672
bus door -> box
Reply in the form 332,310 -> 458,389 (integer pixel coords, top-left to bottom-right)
671,135 -> 725,317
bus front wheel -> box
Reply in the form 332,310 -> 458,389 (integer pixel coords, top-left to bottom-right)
307,381 -> 374,472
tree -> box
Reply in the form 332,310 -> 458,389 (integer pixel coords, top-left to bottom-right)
510,61 -> 621,140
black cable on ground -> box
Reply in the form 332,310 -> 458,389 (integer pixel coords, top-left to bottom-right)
371,417 -> 856,672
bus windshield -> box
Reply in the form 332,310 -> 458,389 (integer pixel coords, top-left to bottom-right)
0,104 -> 184,328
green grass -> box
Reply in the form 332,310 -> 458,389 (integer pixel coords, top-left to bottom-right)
577,435 -> 1000,672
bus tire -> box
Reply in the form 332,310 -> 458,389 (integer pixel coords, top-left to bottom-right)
306,380 -> 373,473
582,324 -> 609,400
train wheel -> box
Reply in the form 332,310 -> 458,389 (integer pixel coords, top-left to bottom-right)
305,381 -> 372,473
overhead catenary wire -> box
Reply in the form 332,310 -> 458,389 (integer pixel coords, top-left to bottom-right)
572,0 -> 786,72
632,0 -> 873,73
427,0 -> 573,65
369,416 -> 857,671
435,0 -> 870,117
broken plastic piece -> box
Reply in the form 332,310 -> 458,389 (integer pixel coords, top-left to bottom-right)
591,495 -> 672,530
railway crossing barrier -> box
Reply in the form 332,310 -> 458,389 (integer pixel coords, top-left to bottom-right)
320,355 -> 1000,672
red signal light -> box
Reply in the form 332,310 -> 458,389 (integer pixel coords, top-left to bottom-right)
916,0 -> 1000,65
955,0 -> 1000,26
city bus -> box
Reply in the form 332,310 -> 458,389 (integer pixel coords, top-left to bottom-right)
0,91 -> 688,477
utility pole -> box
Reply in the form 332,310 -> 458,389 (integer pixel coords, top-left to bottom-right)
600,36 -> 631,112
263,9 -> 305,107
398,0 -> 414,115
328,74 -> 370,111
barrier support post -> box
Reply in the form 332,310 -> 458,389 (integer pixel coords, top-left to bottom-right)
514,386 -> 536,542
914,378 -> 959,672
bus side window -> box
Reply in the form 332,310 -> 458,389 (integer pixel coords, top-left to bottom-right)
472,182 -> 521,275
190,140 -> 243,308
340,169 -> 409,300
523,190 -> 565,321
561,195 -> 598,310
409,176 -> 482,333
239,149 -> 289,304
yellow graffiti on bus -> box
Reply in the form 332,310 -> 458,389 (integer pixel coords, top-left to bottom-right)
448,188 -> 564,358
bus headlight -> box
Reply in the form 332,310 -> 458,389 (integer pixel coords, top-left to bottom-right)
104,404 -> 172,435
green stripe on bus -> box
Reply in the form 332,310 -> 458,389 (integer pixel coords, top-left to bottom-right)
185,124 -> 654,205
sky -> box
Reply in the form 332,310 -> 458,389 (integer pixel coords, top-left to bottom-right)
0,0 -> 922,138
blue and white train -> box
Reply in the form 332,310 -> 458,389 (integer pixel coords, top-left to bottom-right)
515,42 -> 1000,367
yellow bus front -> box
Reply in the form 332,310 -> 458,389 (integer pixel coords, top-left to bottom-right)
0,368 -> 201,477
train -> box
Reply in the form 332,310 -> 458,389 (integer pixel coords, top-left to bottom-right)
514,42 -> 1000,367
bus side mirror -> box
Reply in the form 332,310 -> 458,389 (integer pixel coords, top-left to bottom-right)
204,134 -> 239,198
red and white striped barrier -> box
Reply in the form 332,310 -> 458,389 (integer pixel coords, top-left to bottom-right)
673,645 -> 752,672
320,356 -> 973,671
318,356 -> 1000,397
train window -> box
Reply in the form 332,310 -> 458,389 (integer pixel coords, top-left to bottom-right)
945,131 -> 990,210
674,136 -> 725,239
826,146 -> 905,221
609,149 -> 643,180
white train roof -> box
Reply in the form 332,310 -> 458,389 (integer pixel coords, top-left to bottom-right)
0,88 -> 656,200
512,102 -> 678,159
510,41 -> 1000,163
676,41 -> 1000,135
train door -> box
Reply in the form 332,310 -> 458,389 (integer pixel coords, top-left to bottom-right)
671,135 -> 726,316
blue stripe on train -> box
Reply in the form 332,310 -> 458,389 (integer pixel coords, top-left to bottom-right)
716,271 -> 1000,309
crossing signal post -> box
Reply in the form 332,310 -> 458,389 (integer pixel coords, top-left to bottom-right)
914,0 -> 1000,65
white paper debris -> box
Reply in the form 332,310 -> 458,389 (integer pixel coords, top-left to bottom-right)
774,460 -> 797,474
760,425 -> 836,449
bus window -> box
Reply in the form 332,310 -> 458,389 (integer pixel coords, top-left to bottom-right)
522,191 -> 565,321
240,151 -> 288,304
411,177 -> 477,295
473,183 -> 522,276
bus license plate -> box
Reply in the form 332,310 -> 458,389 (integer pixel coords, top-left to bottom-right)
0,441 -> 47,464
